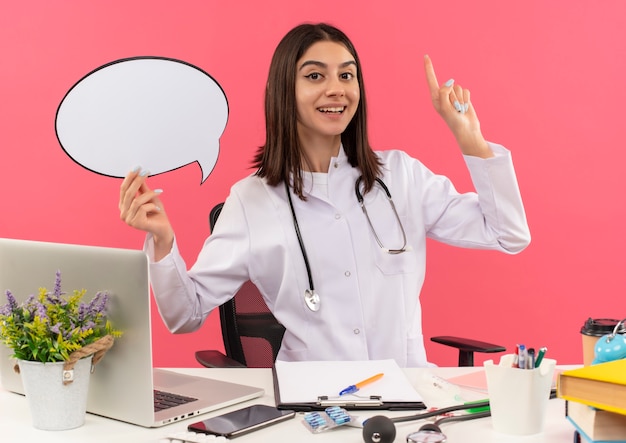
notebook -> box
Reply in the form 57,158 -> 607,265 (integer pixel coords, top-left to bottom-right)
0,238 -> 264,427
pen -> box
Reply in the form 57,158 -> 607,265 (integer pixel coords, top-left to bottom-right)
517,344 -> 526,369
339,373 -> 384,396
534,347 -> 547,368
527,348 -> 535,369
512,344 -> 519,368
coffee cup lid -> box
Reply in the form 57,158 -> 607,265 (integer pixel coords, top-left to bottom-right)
580,317 -> 626,336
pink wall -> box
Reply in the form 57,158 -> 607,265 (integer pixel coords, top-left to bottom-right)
2,1 -> 625,368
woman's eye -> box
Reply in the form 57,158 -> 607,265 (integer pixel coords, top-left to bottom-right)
306,72 -> 321,80
341,72 -> 354,80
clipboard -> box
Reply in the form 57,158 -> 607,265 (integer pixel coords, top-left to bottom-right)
272,359 -> 426,411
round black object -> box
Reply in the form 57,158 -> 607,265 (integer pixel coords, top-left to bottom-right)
362,415 -> 396,443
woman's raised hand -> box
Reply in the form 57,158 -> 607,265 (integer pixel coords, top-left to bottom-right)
424,55 -> 492,158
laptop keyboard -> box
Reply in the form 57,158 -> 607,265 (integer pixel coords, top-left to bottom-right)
154,390 -> 198,412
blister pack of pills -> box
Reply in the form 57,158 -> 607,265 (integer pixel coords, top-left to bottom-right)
302,406 -> 353,433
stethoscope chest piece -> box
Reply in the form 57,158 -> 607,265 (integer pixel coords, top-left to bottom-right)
304,289 -> 320,312
406,423 -> 447,443
406,429 -> 447,443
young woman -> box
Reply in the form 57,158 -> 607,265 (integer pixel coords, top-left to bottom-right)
119,23 -> 530,367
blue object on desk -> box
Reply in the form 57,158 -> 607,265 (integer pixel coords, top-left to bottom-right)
592,318 -> 626,365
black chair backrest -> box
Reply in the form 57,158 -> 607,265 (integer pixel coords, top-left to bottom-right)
209,203 -> 286,368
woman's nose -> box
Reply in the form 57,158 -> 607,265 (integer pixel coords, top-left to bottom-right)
325,77 -> 345,97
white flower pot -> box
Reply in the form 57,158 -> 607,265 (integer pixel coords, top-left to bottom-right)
17,355 -> 93,430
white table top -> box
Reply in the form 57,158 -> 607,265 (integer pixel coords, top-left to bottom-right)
0,366 -> 576,443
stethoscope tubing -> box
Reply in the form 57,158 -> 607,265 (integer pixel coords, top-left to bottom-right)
285,175 -> 407,299
391,400 -> 491,424
285,181 -> 315,292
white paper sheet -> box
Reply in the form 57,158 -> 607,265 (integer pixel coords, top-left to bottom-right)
274,359 -> 423,403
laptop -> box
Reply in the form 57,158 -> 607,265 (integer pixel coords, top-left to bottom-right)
0,238 -> 264,427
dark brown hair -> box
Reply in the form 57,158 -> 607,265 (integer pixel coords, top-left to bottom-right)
253,23 -> 382,199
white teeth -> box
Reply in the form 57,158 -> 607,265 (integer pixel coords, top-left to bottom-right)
319,107 -> 344,113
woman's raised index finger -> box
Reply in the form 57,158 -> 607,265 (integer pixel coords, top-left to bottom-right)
423,55 -> 440,92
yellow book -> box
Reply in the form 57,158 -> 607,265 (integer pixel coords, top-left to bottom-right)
557,359 -> 626,416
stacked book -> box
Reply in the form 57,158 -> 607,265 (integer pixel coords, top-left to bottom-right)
557,359 -> 626,442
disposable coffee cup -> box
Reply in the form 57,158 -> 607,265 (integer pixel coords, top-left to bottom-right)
580,318 -> 625,366
484,354 -> 556,436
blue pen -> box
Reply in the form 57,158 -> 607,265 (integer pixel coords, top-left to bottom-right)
339,373 -> 384,396
517,344 -> 526,369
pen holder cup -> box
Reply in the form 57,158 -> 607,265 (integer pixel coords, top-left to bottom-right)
484,355 -> 556,436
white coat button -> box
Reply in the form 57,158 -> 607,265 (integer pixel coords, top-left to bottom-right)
335,213 -> 341,220
353,329 -> 360,334
344,271 -> 351,277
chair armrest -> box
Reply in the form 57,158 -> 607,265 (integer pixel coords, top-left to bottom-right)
195,350 -> 246,368
430,335 -> 506,366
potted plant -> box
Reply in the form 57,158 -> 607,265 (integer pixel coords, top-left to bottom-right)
0,270 -> 122,430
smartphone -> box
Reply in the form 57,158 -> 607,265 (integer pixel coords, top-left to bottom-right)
187,404 -> 295,438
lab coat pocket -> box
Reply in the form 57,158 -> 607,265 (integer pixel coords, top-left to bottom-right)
372,215 -> 418,275
374,250 -> 417,274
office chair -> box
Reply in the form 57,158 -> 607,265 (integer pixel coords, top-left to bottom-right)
194,203 -> 284,368
195,203 -> 505,369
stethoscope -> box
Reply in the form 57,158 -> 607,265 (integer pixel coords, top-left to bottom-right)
355,176 -> 408,255
285,176 -> 408,312
362,402 -> 492,443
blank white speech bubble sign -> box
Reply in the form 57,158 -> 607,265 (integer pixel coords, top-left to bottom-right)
55,57 -> 228,183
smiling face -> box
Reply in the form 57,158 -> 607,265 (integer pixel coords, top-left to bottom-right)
295,41 -> 360,149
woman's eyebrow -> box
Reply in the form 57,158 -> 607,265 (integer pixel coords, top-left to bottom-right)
299,60 -> 357,71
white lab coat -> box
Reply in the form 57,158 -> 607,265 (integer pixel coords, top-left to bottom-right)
146,143 -> 530,367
